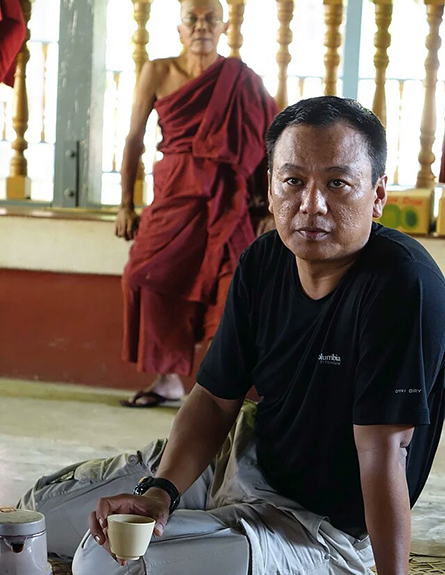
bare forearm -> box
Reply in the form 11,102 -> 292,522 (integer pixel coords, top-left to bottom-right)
359,450 -> 411,575
120,137 -> 144,208
155,385 -> 243,494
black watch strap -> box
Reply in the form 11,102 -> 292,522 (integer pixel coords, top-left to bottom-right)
133,476 -> 181,513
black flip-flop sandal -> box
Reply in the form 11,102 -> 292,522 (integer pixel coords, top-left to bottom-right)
119,390 -> 183,408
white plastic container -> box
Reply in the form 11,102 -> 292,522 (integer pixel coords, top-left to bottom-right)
0,508 -> 52,575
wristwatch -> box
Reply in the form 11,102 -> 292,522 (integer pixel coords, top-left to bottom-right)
133,476 -> 181,514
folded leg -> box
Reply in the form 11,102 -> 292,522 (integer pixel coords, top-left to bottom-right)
18,439 -> 213,559
72,509 -> 250,575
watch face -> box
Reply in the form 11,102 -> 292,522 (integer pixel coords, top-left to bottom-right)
133,477 -> 181,513
134,477 -> 153,495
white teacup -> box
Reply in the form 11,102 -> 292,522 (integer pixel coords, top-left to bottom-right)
107,514 -> 156,561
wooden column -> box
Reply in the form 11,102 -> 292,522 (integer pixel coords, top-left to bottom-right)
416,0 -> 444,189
372,0 -> 393,126
322,0 -> 344,97
6,0 -> 33,200
227,0 -> 246,59
132,0 -> 153,205
275,0 -> 294,110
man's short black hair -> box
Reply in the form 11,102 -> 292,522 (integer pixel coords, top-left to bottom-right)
266,96 -> 387,186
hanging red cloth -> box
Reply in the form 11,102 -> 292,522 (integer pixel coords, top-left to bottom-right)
0,0 -> 26,87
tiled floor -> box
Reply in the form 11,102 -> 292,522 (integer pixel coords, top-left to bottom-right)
0,378 -> 443,557
0,378 -> 175,505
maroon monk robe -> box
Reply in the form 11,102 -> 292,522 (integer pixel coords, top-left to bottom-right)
122,56 -> 278,376
0,0 -> 26,87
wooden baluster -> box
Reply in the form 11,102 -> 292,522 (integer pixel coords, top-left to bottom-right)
112,71 -> 122,173
227,0 -> 246,59
393,79 -> 405,185
417,0 -> 444,189
6,0 -> 33,200
322,0 -> 344,97
40,42 -> 49,143
275,0 -> 294,110
132,0 -> 153,205
2,101 -> 8,141
299,76 -> 305,100
132,0 -> 152,79
372,0 -> 393,127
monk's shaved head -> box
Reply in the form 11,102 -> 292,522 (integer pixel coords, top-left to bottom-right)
180,0 -> 224,19
178,0 -> 227,55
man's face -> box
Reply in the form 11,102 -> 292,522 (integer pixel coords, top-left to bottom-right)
268,122 -> 387,264
178,0 -> 227,56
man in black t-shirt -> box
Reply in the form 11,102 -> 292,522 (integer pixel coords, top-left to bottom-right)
28,97 -> 444,575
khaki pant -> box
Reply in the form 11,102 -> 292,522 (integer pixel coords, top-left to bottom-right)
19,402 -> 374,575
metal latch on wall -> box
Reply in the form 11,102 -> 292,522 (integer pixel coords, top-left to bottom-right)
62,141 -> 80,206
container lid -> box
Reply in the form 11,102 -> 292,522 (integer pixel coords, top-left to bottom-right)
0,508 -> 46,537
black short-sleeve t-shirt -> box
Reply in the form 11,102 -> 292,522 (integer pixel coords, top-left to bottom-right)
197,223 -> 445,533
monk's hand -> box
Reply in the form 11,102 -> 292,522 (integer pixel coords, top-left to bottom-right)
256,214 -> 276,237
115,206 -> 139,241
89,490 -> 171,566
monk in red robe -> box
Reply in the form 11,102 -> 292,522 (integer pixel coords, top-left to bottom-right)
0,0 -> 26,86
116,0 -> 277,407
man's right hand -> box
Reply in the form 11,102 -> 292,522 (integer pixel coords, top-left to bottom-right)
115,206 -> 140,241
89,490 -> 170,565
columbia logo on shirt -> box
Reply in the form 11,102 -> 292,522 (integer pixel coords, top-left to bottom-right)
318,353 -> 341,366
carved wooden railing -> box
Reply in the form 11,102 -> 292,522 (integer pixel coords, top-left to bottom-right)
372,0 -> 393,126
6,0 -> 33,200
416,0 -> 444,189
275,0 -> 294,110
5,0 -> 445,206
227,0 -> 246,58
322,0 -> 344,96
392,79 -> 405,186
112,71 -> 122,174
1,101 -> 9,141
131,0 -> 153,205
40,42 -> 50,143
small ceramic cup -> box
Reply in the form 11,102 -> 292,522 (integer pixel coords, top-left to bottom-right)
107,514 -> 156,561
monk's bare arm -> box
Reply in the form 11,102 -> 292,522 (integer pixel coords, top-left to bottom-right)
116,60 -> 163,240
354,424 -> 414,575
120,60 -> 158,210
